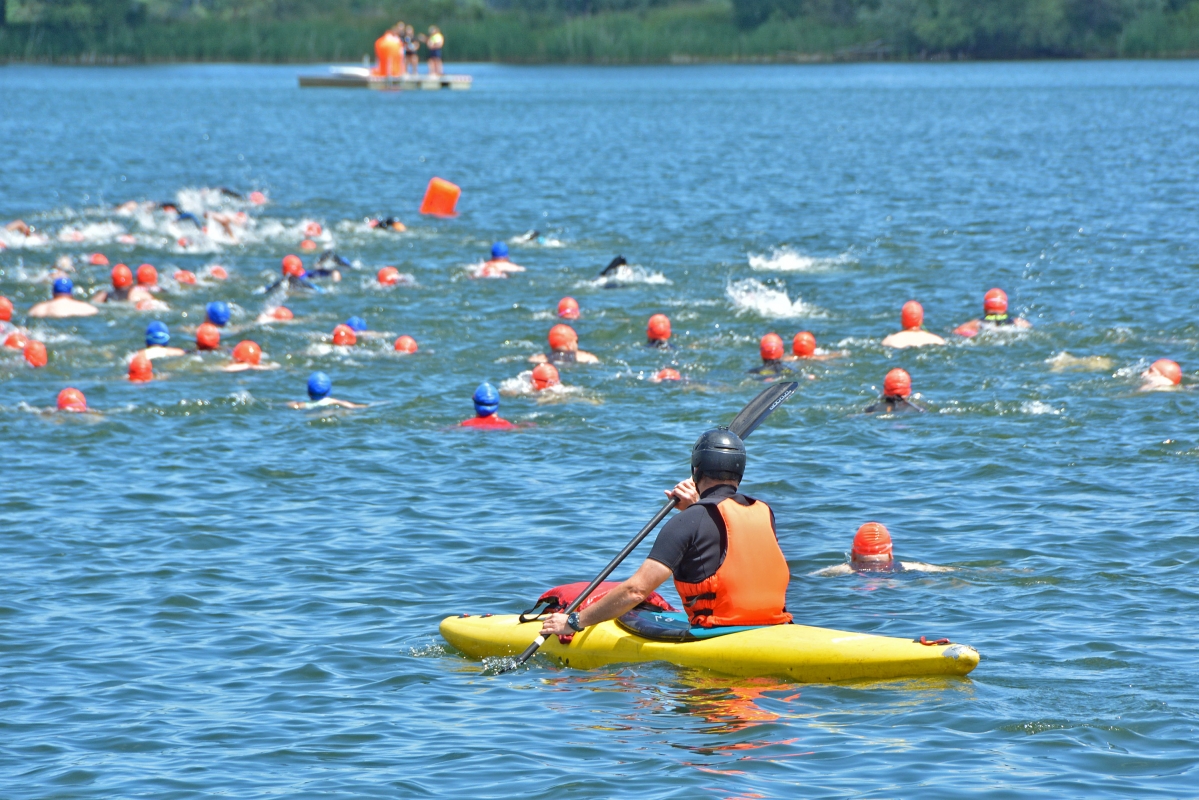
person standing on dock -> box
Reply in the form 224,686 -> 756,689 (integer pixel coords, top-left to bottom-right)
375,25 -> 403,77
404,25 -> 421,75
427,27 -> 445,76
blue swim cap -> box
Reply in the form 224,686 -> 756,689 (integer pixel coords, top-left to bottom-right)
145,320 -> 170,346
473,382 -> 500,417
491,241 -> 509,260
307,371 -> 332,400
53,277 -> 73,296
206,301 -> 231,326
345,315 -> 367,332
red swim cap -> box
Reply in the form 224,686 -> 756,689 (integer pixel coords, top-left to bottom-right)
174,269 -> 197,285
57,387 -> 87,412
548,323 -> 578,351
647,314 -> 671,342
129,353 -> 153,382
112,264 -> 134,289
300,239 -> 318,252
378,266 -> 400,286
760,333 -> 784,361
209,265 -> 229,280
90,253 -> 109,266
1151,358 -> 1182,385
137,264 -> 158,286
654,368 -> 682,382
232,340 -> 261,365
0,295 -> 12,322
282,255 -> 304,277
901,300 -> 924,330
884,368 -> 912,398
394,335 -> 418,353
792,331 -> 816,358
24,340 -> 47,368
305,222 -> 323,237
271,306 -> 294,321
983,287 -> 1008,315
196,322 -> 221,350
249,191 -> 267,205
557,297 -> 580,320
5,331 -> 28,350
851,522 -> 893,559
332,324 -> 357,346
532,363 -> 560,391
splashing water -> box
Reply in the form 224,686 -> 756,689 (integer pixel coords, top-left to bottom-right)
748,247 -> 854,272
725,278 -> 824,319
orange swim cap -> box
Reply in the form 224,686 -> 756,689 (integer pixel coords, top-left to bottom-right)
24,340 -> 47,368
532,362 -> 560,391
332,324 -> 357,346
174,269 -> 197,285
305,222 -> 323,237
282,255 -> 304,277
851,522 -> 893,559
249,191 -> 267,205
654,368 -> 682,382
394,335 -> 418,353
137,264 -> 158,286
209,265 -> 229,280
300,239 -> 318,252
112,264 -> 134,289
232,340 -> 261,365
1151,358 -> 1182,385
271,306 -> 294,321
57,387 -> 87,412
647,313 -> 671,342
983,287 -> 1008,315
129,353 -> 153,382
0,295 -> 13,322
557,297 -> 580,320
792,331 -> 816,358
883,368 -> 912,398
378,266 -> 400,286
196,322 -> 221,351
901,300 -> 924,330
5,331 -> 28,350
760,333 -> 784,361
548,323 -> 578,351
90,253 -> 109,266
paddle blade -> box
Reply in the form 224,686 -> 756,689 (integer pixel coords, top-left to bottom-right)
728,381 -> 798,439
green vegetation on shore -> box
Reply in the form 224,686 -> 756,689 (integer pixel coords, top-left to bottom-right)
2,0 -> 1199,63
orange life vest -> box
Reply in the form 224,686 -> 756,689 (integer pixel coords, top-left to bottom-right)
673,496 -> 792,628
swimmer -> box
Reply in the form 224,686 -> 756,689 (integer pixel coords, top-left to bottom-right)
288,372 -> 366,410
646,314 -> 672,348
260,255 -> 321,294
514,229 -> 546,245
196,322 -> 221,351
0,295 -> 15,336
864,368 -> 926,414
748,333 -> 793,376
787,331 -> 844,362
1139,359 -> 1183,391
24,340 -> 48,368
344,316 -> 375,337
220,340 -> 277,372
599,255 -> 627,276
394,335 -> 418,353
92,264 -> 153,305
137,321 -> 186,360
367,216 -> 407,232
529,323 -> 599,365
206,301 -> 232,327
954,288 -> 1031,337
814,523 -> 953,575
651,368 -> 682,383
558,297 -> 580,320
28,278 -> 98,318
531,363 -> 560,391
56,387 -> 90,413
6,220 -> 33,236
332,324 -> 357,346
255,305 -> 294,324
128,353 -> 153,383
479,242 -> 525,277
881,301 -> 946,349
136,264 -> 160,292
460,382 -> 516,429
1046,352 -> 1115,372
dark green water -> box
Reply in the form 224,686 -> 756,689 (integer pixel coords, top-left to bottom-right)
1,62 -> 1197,797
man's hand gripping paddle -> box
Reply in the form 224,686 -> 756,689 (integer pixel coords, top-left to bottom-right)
498,381 -> 799,674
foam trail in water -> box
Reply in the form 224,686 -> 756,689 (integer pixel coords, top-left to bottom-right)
581,265 -> 671,288
726,278 -> 823,319
748,247 -> 853,272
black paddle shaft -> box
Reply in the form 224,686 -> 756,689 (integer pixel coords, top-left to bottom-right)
501,381 -> 798,673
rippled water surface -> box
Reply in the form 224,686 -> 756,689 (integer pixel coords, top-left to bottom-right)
2,61 -> 1199,797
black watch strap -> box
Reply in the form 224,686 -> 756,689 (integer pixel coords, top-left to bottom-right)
566,612 -> 585,632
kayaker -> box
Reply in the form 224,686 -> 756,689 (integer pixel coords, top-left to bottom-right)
748,333 -> 793,376
646,314 -> 671,348
288,372 -> 366,410
881,301 -> 946,349
864,368 -> 925,414
461,382 -> 516,429
540,428 -> 792,638
529,324 -> 599,365
815,523 -> 953,575
28,278 -> 99,318
137,321 -> 186,360
953,288 -> 1031,337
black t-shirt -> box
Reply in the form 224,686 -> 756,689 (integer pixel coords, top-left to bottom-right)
647,484 -> 777,585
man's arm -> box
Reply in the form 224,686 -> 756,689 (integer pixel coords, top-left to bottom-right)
539,558 -> 673,637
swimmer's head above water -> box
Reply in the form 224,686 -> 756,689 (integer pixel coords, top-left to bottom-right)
52,277 -> 74,297
307,371 -> 332,401
883,368 -> 912,399
850,522 -> 894,568
145,321 -> 170,347
548,323 -> 578,353
112,264 -> 133,290
647,313 -> 671,346
793,331 -> 816,358
490,242 -> 509,261
557,297 -> 580,320
473,382 -> 500,417
760,332 -> 784,362
206,301 -> 231,327
282,254 -> 305,278
983,287 -> 1008,317
901,300 -> 924,330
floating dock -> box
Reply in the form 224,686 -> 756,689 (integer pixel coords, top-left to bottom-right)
299,66 -> 471,91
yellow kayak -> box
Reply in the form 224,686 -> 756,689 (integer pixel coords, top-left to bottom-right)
439,612 -> 980,682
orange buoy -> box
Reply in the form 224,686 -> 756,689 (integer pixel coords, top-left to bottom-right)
419,177 -> 461,217
394,335 -> 418,353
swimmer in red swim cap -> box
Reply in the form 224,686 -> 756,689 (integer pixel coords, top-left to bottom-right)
460,382 -> 516,429
954,288 -> 1032,337
646,314 -> 672,348
93,264 -> 144,304
128,353 -> 153,383
651,368 -> 682,383
531,363 -> 560,391
1139,358 -> 1183,391
0,295 -> 15,339
864,368 -> 926,414
24,340 -> 48,368
787,331 -> 844,362
196,322 -> 221,351
558,297 -> 580,320
748,333 -> 793,376
882,300 -> 946,349
174,269 -> 197,285
220,340 -> 278,372
394,335 -> 418,353
136,264 -> 159,290
57,387 -> 89,412
530,323 -> 599,365
332,324 -> 357,347
815,522 -> 953,575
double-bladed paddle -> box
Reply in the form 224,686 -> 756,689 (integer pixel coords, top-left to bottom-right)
498,380 -> 799,674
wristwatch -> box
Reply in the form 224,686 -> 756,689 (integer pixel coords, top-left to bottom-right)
566,612 -> 585,632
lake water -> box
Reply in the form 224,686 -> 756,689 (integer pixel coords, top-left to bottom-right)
2,60 -> 1198,797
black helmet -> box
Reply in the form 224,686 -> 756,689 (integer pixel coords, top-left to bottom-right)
691,427 -> 746,483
